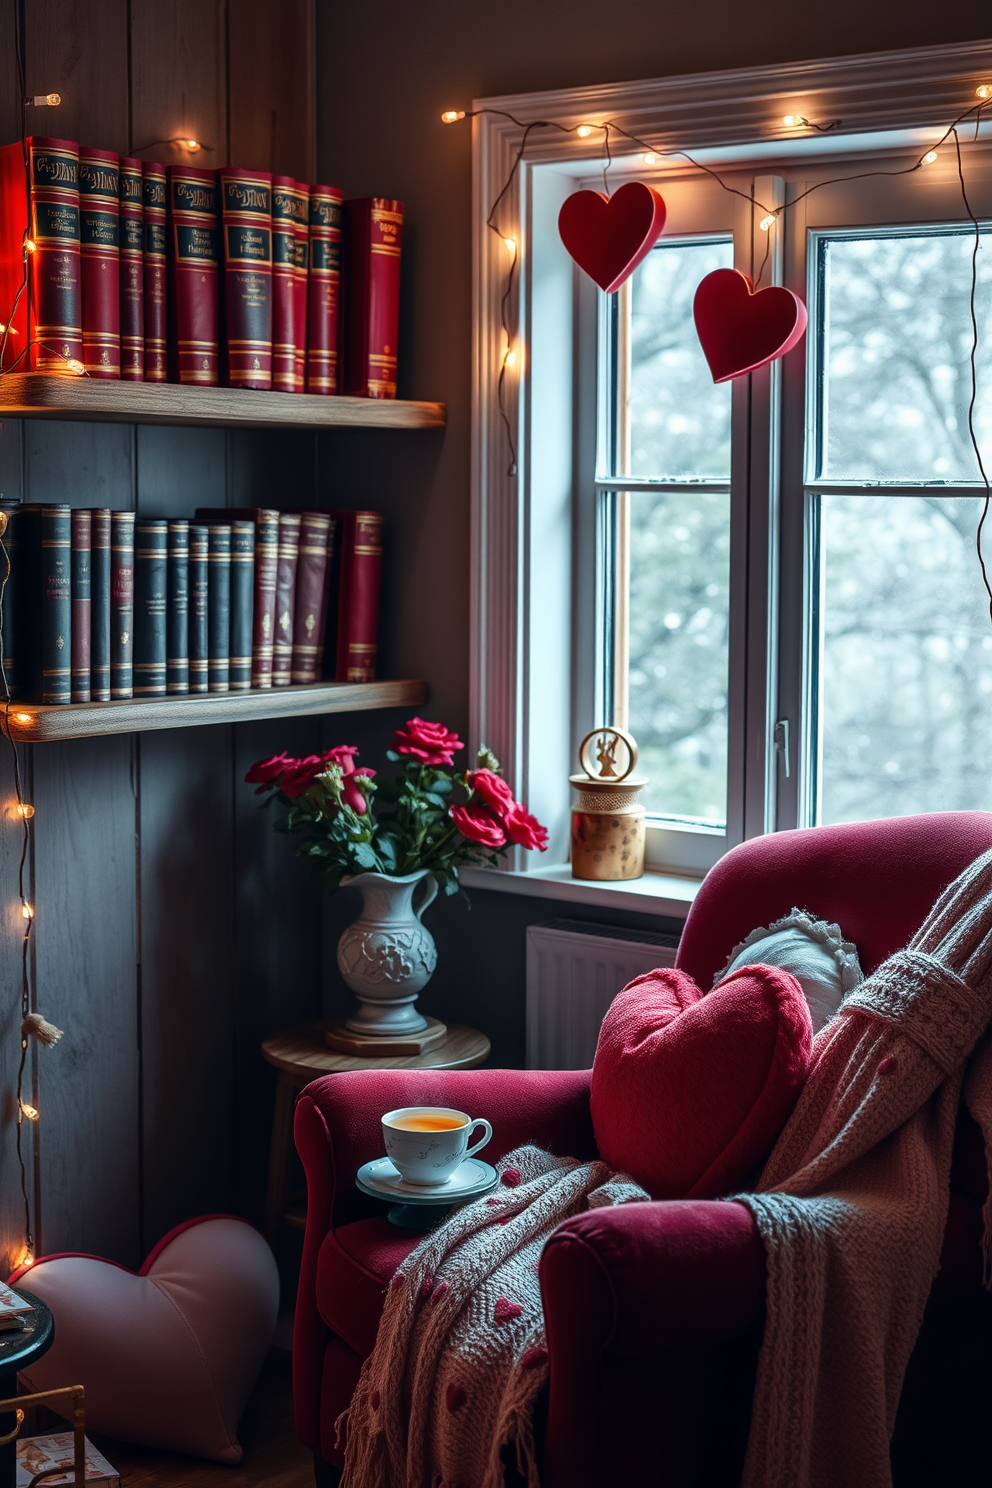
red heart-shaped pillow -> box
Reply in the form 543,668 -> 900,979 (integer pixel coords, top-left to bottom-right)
693,267 -> 808,382
591,965 -> 812,1199
558,181 -> 667,293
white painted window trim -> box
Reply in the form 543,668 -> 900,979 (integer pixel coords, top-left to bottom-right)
469,39 -> 992,897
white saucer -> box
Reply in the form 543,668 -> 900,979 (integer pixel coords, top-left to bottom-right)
356,1156 -> 498,1206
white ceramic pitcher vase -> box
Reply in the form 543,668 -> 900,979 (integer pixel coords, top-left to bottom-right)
336,870 -> 438,1037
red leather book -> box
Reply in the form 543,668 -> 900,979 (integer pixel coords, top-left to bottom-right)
343,198 -> 402,399
194,506 -> 279,687
272,512 -> 301,686
330,510 -> 383,682
306,184 -> 342,394
119,157 -> 144,380
291,511 -> 333,683
219,167 -> 272,389
167,165 -> 219,385
272,176 -> 306,393
143,162 -> 167,382
79,148 -> 120,378
0,137 -> 82,372
292,181 -> 310,393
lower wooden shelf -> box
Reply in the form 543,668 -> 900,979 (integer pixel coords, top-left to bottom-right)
1,678 -> 429,742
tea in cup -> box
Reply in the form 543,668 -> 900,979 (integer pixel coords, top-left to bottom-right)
381,1105 -> 493,1186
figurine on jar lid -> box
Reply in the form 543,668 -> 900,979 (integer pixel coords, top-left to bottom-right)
570,725 -> 647,881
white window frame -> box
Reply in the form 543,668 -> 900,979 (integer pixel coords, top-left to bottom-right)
467,39 -> 992,898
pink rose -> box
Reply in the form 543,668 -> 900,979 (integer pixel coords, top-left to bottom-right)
466,768 -> 515,820
506,803 -> 549,852
322,744 -> 360,776
279,756 -> 326,799
245,752 -> 297,787
393,717 -> 464,767
450,802 -> 507,848
341,769 -> 376,815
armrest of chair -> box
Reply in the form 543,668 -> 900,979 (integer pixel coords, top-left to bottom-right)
539,1199 -> 766,1488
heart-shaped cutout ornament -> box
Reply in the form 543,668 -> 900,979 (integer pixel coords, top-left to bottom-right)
10,1216 -> 278,1463
693,267 -> 808,382
558,181 -> 667,293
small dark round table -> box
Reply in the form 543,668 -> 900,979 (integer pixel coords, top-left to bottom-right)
0,1289 -> 54,1488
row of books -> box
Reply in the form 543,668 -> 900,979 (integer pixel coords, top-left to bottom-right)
0,137 -> 401,397
0,504 -> 383,705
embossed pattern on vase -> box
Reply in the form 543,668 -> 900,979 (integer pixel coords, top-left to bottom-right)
338,927 -> 437,987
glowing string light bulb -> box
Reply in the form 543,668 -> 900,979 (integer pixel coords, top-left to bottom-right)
576,125 -> 593,138
922,150 -> 938,165
6,803 -> 34,820
502,236 -> 517,254
440,110 -> 466,124
29,94 -> 60,107
759,213 -> 777,231
504,345 -> 517,368
65,358 -> 85,375
643,152 -> 659,165
977,85 -> 991,100
21,902 -> 34,920
782,114 -> 804,128
24,239 -> 36,254
184,139 -> 201,151
19,1103 -> 39,1123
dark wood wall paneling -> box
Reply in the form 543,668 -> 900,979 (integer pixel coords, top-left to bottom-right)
0,0 -> 322,1272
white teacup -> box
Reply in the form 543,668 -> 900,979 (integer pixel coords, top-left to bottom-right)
381,1105 -> 493,1187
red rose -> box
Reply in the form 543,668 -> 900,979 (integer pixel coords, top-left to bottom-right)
280,756 -> 326,799
322,744 -> 360,776
450,802 -> 507,848
506,803 -> 549,852
342,769 -> 376,814
393,717 -> 464,767
245,752 -> 296,787
466,768 -> 515,820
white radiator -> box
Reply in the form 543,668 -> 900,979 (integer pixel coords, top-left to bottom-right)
526,918 -> 679,1069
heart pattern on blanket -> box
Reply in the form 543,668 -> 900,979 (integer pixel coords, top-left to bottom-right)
693,267 -> 808,382
494,1297 -> 524,1322
558,181 -> 667,293
10,1216 -> 278,1463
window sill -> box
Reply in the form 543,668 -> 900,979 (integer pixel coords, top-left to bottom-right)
458,863 -> 701,919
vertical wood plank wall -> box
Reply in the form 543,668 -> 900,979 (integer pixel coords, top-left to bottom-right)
0,0 -> 322,1270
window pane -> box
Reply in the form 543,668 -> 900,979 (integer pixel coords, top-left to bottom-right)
818,494 -> 992,823
627,491 -> 730,825
630,239 -> 734,480
818,232 -> 992,482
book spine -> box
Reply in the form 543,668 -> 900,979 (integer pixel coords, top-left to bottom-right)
41,505 -> 72,704
291,511 -> 332,683
207,524 -> 231,691
90,509 -> 111,700
252,510 -> 278,687
28,137 -> 83,371
336,510 -> 383,683
306,184 -> 343,394
167,519 -> 189,694
188,525 -> 209,693
344,197 -> 402,399
79,147 -> 120,378
314,516 -> 338,678
292,181 -> 310,393
142,162 -> 167,382
110,510 -> 135,699
272,512 -> 300,686
272,177 -> 305,393
0,505 -> 17,697
220,168 -> 272,389
167,166 -> 219,385
133,520 -> 167,696
229,521 -> 255,691
70,508 -> 92,702
119,158 -> 144,380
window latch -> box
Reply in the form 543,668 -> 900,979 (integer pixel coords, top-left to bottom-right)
774,719 -> 791,779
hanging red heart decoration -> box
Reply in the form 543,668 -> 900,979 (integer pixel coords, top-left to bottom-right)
693,268 -> 808,382
558,181 -> 667,293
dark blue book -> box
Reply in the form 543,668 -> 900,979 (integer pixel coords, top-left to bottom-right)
16,505 -> 72,704
0,503 -> 20,700
167,519 -> 189,694
229,520 -> 255,691
207,523 -> 230,693
90,508 -> 111,700
189,525 -> 209,693
133,519 -> 167,697
70,508 -> 91,702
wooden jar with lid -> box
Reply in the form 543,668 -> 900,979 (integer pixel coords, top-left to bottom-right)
570,726 -> 646,881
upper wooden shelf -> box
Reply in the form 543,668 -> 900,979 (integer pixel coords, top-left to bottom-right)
0,375 -> 446,432
2,678 -> 428,743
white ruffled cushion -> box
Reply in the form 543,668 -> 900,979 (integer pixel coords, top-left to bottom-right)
715,909 -> 863,1034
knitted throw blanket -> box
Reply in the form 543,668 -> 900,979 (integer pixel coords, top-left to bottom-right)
738,844 -> 992,1488
340,1145 -> 648,1488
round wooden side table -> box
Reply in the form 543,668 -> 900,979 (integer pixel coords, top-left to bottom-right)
261,1020 -> 491,1245
0,1289 -> 54,1488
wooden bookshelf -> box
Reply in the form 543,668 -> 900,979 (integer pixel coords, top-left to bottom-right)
0,375 -> 446,431
1,678 -> 428,742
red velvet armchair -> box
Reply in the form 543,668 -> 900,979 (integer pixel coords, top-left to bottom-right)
293,812 -> 992,1486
